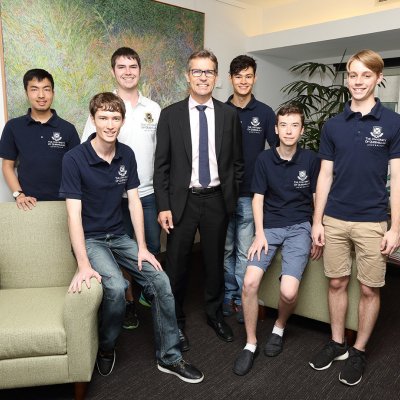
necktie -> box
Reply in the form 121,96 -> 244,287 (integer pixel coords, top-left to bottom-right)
196,105 -> 211,188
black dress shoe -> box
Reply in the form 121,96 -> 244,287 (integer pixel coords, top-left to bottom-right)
233,347 -> 259,376
207,318 -> 234,342
178,329 -> 190,352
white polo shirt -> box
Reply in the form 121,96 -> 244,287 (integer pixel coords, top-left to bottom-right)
82,92 -> 161,198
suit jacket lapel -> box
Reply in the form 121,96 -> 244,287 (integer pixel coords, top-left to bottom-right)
213,98 -> 224,159
179,98 -> 192,164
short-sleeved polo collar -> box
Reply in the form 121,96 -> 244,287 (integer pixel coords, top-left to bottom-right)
272,145 -> 302,165
83,132 -> 123,165
227,94 -> 257,110
344,98 -> 383,121
24,109 -> 60,127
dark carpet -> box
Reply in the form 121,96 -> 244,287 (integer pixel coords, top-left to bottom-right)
3,253 -> 400,400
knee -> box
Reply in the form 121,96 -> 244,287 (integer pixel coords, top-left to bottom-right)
329,277 -> 349,293
102,276 -> 126,302
147,272 -> 173,299
242,277 -> 260,296
280,288 -> 297,305
360,284 -> 379,300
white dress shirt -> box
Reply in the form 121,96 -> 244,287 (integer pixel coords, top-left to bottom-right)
188,96 -> 220,188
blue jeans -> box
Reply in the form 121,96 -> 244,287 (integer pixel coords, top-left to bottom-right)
85,234 -> 181,365
224,197 -> 254,305
122,193 -> 161,254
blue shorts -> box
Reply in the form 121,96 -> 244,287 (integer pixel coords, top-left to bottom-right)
247,221 -> 312,281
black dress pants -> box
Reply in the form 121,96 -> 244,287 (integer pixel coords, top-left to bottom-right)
165,189 -> 229,329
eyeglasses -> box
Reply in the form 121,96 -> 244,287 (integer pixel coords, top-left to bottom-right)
190,69 -> 216,77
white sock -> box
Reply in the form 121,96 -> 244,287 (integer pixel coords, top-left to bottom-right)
272,325 -> 284,337
244,343 -> 257,353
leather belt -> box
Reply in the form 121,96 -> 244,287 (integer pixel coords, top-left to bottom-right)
190,185 -> 221,195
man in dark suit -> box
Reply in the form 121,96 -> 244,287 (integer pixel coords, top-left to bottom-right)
154,49 -> 244,351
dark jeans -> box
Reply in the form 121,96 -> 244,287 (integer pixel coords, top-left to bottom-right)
85,234 -> 181,365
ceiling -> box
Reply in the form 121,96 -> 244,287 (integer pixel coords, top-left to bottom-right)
251,29 -> 400,61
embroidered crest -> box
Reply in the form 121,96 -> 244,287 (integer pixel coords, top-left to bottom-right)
118,165 -> 127,177
144,112 -> 154,123
51,132 -> 62,141
251,117 -> 260,127
370,126 -> 383,138
297,170 -> 307,181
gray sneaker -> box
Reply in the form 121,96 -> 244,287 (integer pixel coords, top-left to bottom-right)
264,333 -> 283,357
309,340 -> 349,370
339,347 -> 366,386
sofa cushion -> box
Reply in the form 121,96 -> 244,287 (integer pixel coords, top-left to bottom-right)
0,287 -> 67,360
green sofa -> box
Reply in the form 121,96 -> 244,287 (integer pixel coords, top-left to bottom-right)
0,201 -> 102,400
258,251 -> 360,332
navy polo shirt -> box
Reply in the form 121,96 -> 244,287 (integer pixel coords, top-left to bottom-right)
0,109 -> 80,200
59,134 -> 140,238
252,146 -> 320,229
319,99 -> 400,222
227,95 -> 276,196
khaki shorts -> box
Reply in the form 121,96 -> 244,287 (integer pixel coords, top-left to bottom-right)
323,215 -> 387,287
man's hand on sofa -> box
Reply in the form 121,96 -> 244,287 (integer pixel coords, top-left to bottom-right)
310,243 -> 323,261
68,266 -> 102,293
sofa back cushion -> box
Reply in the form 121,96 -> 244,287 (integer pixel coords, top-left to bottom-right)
0,201 -> 77,289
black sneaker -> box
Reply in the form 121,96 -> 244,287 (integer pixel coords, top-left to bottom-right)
309,340 -> 349,370
96,349 -> 116,377
339,347 -> 366,386
264,333 -> 283,357
233,347 -> 259,376
122,301 -> 139,330
157,359 -> 204,383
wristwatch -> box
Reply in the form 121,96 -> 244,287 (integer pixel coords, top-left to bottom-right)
12,191 -> 23,199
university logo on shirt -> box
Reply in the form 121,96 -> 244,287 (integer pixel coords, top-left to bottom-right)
48,132 -> 66,148
365,125 -> 386,147
297,170 -> 308,181
118,165 -> 127,177
144,112 -> 154,124
294,170 -> 310,189
370,126 -> 383,138
115,165 -> 128,184
51,132 -> 62,141
247,116 -> 262,134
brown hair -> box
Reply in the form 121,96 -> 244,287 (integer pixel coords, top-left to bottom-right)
186,49 -> 218,74
346,49 -> 384,75
111,47 -> 141,70
276,104 -> 305,127
89,92 -> 126,119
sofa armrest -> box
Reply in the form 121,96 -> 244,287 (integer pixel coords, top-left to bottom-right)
63,278 -> 103,382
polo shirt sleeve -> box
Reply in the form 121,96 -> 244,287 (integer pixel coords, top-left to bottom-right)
389,126 -> 400,160
68,126 -> 81,150
264,107 -> 277,147
59,153 -> 83,200
126,148 -> 140,191
310,153 -> 321,193
0,121 -> 18,160
318,122 -> 335,161
251,152 -> 268,195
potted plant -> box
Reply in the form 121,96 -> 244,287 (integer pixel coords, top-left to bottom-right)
280,58 -> 350,151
